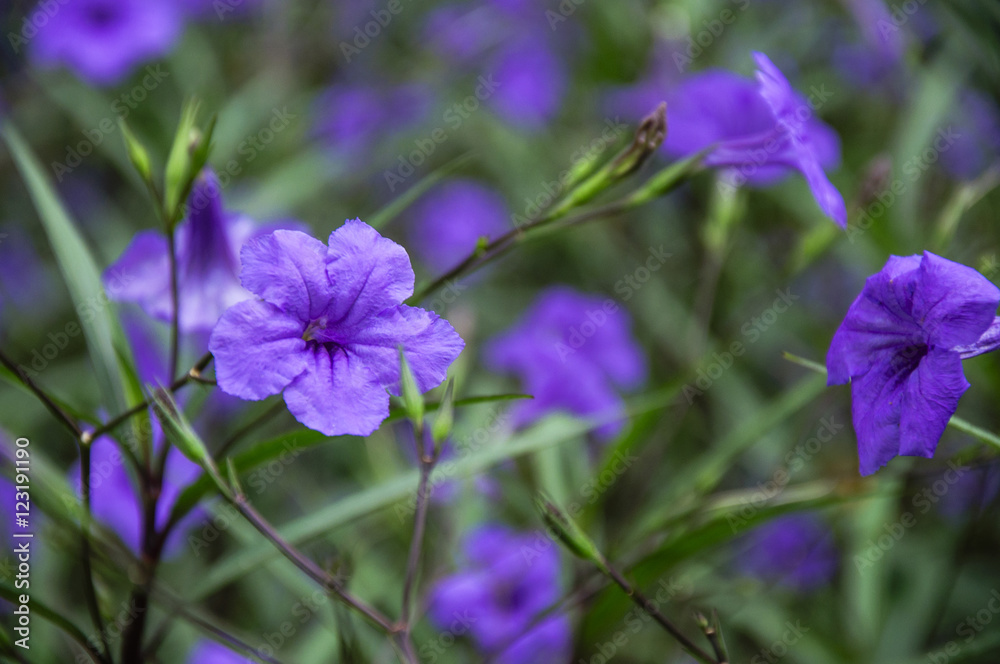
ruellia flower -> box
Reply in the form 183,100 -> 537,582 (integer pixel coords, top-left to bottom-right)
664,52 -> 847,226
828,252 -> 1000,475
209,220 -> 464,437
428,525 -> 571,663
736,514 -> 838,591
485,286 -> 646,439
105,170 -> 304,332
29,0 -> 182,86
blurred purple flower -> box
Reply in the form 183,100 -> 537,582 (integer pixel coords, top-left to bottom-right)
429,524 -> 570,662
665,52 -> 846,226
0,226 -> 54,313
940,89 -> 1000,181
30,0 -> 182,86
210,221 -> 464,436
423,4 -> 500,63
105,170 -> 305,332
175,0 -> 262,19
485,286 -> 646,440
407,180 -> 509,272
488,39 -> 566,129
186,640 -> 253,663
71,429 -> 202,557
938,463 -> 1000,518
313,83 -> 431,156
828,252 -> 1000,475
737,514 -> 838,591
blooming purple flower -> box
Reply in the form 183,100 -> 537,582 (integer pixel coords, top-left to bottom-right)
485,286 -> 646,439
407,180 -> 509,272
30,0 -> 182,86
209,220 -> 464,436
186,640 -> 253,663
828,252 -> 1000,475
428,524 -> 570,662
737,514 -> 838,591
665,53 -> 846,226
105,171 -> 304,332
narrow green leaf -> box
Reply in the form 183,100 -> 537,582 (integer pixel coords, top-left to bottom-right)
1,122 -> 133,415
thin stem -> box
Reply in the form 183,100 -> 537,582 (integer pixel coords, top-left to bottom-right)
89,353 -> 213,441
167,229 -> 181,382
399,429 -> 437,661
229,494 -> 397,634
0,349 -> 82,438
79,446 -> 112,664
602,563 -> 719,664
214,400 -> 286,460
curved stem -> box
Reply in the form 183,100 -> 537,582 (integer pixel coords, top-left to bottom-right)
399,429 -> 438,662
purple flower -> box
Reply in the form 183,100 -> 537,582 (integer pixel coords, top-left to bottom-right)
105,171 -> 304,332
485,287 -> 646,439
71,429 -> 202,557
665,53 -> 846,226
186,640 -> 253,663
30,0 -> 182,86
737,514 -> 838,591
407,180 -> 509,272
828,252 -> 1000,475
429,524 -> 570,662
488,39 -> 566,129
313,83 -> 431,156
209,220 -> 464,436
940,89 -> 1000,181
423,4 -> 500,63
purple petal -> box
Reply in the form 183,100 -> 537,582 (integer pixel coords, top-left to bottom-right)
827,255 -> 923,384
913,251 -> 1000,349
209,300 -> 309,401
105,230 -> 171,316
282,345 -> 391,436
325,219 -> 415,327
899,348 -> 968,457
341,306 -> 465,394
850,358 -> 913,475
799,151 -> 848,227
239,230 -> 333,322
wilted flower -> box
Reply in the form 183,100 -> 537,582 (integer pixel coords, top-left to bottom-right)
210,220 -> 464,436
428,524 -> 571,663
30,0 -> 182,85
407,180 -> 509,272
105,171 -> 304,332
737,514 -> 838,591
485,287 -> 646,439
665,52 -> 846,226
828,252 -> 1000,475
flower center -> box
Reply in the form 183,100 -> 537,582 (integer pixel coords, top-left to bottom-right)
302,318 -> 328,342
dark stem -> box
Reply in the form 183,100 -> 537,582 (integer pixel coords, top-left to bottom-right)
88,353 -> 213,441
603,563 -> 719,664
0,349 -> 82,438
79,445 -> 112,664
229,494 -> 397,635
399,429 -> 437,662
167,230 -> 181,382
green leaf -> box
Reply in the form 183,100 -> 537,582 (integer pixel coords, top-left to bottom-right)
1,122 -> 134,415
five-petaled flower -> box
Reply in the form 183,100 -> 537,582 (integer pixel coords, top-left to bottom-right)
828,251 -> 1000,475
209,220 -> 465,437
664,52 -> 847,226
